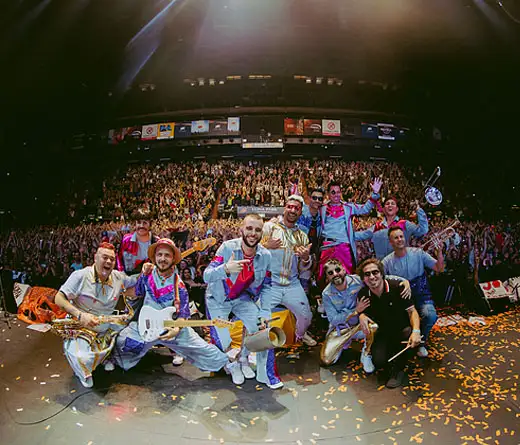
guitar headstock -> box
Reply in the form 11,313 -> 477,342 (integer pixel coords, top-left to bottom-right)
211,318 -> 234,329
192,237 -> 217,253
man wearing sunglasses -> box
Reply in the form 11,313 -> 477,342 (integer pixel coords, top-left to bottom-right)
383,226 -> 444,358
356,258 -> 422,388
262,195 -> 317,346
321,259 -> 411,373
318,179 -> 382,281
355,197 -> 429,259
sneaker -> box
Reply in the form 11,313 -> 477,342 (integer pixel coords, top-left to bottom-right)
225,361 -> 245,385
360,352 -> 375,374
386,370 -> 406,389
172,354 -> 185,366
302,332 -> 317,347
240,362 -> 256,379
103,360 -> 115,372
417,346 -> 429,358
79,375 -> 93,388
267,381 -> 284,390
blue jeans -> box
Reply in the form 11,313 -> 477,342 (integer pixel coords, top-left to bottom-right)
417,302 -> 438,344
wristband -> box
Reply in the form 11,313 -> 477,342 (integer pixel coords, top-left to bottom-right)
224,264 -> 230,276
412,329 -> 421,334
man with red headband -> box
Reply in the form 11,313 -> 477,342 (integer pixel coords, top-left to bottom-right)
318,179 -> 382,279
355,197 -> 429,259
55,243 -> 141,388
114,238 -> 241,382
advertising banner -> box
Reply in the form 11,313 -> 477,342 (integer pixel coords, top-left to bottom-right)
191,120 -> 210,134
141,124 -> 158,140
237,206 -> 284,218
227,117 -> 240,134
209,120 -> 229,136
174,122 -> 192,139
284,118 -> 304,135
303,119 -> 322,135
157,123 -> 175,140
322,119 -> 341,136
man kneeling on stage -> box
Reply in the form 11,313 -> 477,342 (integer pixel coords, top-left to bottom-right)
321,259 -> 411,373
357,258 -> 422,388
54,243 -> 140,388
114,238 -> 242,383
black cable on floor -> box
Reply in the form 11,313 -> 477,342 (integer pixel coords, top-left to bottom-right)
2,386 -> 108,426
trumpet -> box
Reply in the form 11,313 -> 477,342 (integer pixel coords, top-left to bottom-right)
420,218 -> 459,252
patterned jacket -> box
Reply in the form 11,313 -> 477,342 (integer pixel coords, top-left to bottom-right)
203,238 -> 273,319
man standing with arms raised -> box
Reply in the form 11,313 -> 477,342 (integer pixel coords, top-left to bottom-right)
355,197 -> 429,259
383,226 -> 444,358
318,179 -> 382,280
262,195 -> 316,346
204,214 -> 283,389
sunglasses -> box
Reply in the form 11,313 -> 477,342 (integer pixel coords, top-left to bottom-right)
311,195 -> 324,202
363,270 -> 381,278
326,267 -> 343,276
329,190 -> 341,195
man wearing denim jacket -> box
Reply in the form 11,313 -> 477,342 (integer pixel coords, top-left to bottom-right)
204,214 -> 283,389
355,197 -> 429,259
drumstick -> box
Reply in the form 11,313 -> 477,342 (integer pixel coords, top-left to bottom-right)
388,344 -> 411,362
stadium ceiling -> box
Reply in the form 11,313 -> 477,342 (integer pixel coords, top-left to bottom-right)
0,0 -> 519,147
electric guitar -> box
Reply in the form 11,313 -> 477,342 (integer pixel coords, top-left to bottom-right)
138,305 -> 233,342
181,237 -> 216,260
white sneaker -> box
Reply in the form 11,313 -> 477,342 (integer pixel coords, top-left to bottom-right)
103,360 -> 115,372
240,362 -> 256,379
417,346 -> 429,358
302,332 -> 317,347
79,376 -> 93,388
172,354 -> 185,366
360,352 -> 375,374
267,381 -> 284,390
225,361 -> 245,385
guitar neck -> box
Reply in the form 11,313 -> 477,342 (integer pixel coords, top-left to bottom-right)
164,319 -> 214,328
180,248 -> 195,260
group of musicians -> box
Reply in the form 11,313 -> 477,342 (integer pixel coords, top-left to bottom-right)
54,178 -> 443,390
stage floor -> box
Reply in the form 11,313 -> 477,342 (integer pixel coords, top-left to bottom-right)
1,309 -> 519,445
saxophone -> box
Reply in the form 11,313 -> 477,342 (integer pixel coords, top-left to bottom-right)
320,311 -> 378,366
51,293 -> 134,347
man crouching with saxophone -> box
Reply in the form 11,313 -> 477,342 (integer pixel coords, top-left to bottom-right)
320,259 -> 412,373
54,243 -> 146,388
356,258 -> 422,388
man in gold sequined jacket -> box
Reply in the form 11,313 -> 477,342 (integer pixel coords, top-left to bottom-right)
261,195 -> 317,346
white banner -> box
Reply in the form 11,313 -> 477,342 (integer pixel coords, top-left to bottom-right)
141,124 -> 158,140
228,117 -> 240,133
479,280 -> 510,300
322,119 -> 341,136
